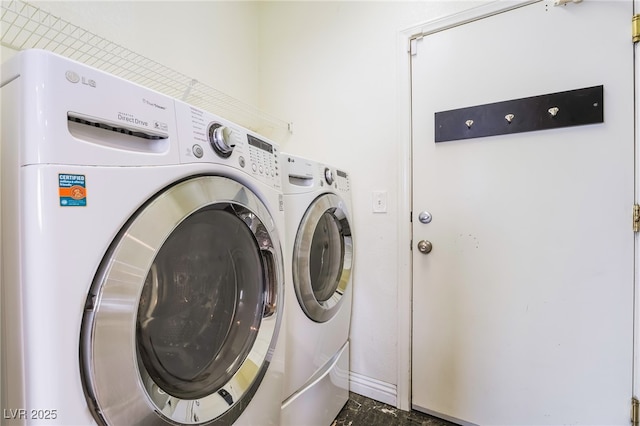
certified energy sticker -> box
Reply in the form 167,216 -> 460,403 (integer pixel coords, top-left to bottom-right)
59,174 -> 87,207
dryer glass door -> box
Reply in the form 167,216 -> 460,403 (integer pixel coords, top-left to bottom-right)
81,176 -> 283,426
293,193 -> 353,323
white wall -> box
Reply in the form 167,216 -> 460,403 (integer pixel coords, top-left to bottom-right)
19,1 -> 262,106
257,1 -> 488,405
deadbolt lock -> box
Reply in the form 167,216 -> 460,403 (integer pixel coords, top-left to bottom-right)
418,211 -> 432,224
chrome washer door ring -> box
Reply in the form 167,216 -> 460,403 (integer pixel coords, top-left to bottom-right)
81,175 -> 284,425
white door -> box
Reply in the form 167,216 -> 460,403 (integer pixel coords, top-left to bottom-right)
410,1 -> 635,425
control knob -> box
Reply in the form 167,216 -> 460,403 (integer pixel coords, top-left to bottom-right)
324,167 -> 334,185
208,123 -> 235,158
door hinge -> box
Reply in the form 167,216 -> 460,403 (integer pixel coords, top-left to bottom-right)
632,397 -> 639,426
633,14 -> 640,43
633,204 -> 640,232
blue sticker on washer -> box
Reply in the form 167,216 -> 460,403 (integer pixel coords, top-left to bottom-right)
59,174 -> 87,207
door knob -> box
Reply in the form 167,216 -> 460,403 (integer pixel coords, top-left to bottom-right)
417,240 -> 433,254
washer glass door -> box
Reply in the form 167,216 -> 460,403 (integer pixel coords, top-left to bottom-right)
81,176 -> 283,425
293,193 -> 353,323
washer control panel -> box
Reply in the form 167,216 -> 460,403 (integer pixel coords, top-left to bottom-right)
246,134 -> 278,179
334,168 -> 350,193
175,102 -> 280,190
233,133 -> 280,189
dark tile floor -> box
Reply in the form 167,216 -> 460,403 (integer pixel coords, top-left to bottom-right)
332,392 -> 459,426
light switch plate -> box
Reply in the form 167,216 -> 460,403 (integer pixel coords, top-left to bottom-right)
372,190 -> 387,213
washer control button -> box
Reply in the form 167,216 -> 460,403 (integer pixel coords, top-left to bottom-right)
192,144 -> 204,158
239,156 -> 246,168
252,163 -> 257,172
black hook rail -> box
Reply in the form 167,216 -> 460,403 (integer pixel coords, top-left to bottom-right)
434,85 -> 604,143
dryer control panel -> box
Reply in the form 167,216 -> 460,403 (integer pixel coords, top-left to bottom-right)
319,163 -> 350,195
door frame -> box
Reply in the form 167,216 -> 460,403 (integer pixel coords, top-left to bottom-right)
635,0 -> 639,406
395,0 -> 560,411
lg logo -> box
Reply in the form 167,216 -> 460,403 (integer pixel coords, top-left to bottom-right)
65,70 -> 96,88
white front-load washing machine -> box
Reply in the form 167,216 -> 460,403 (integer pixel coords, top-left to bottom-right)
1,49 -> 286,425
280,154 -> 353,426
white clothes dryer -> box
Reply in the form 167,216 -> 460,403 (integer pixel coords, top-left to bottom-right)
1,49 -> 286,426
280,154 -> 353,426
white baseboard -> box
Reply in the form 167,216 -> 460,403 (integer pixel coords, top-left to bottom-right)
349,372 -> 397,407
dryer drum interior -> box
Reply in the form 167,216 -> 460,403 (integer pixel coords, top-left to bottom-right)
293,193 -> 353,323
80,175 -> 283,426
